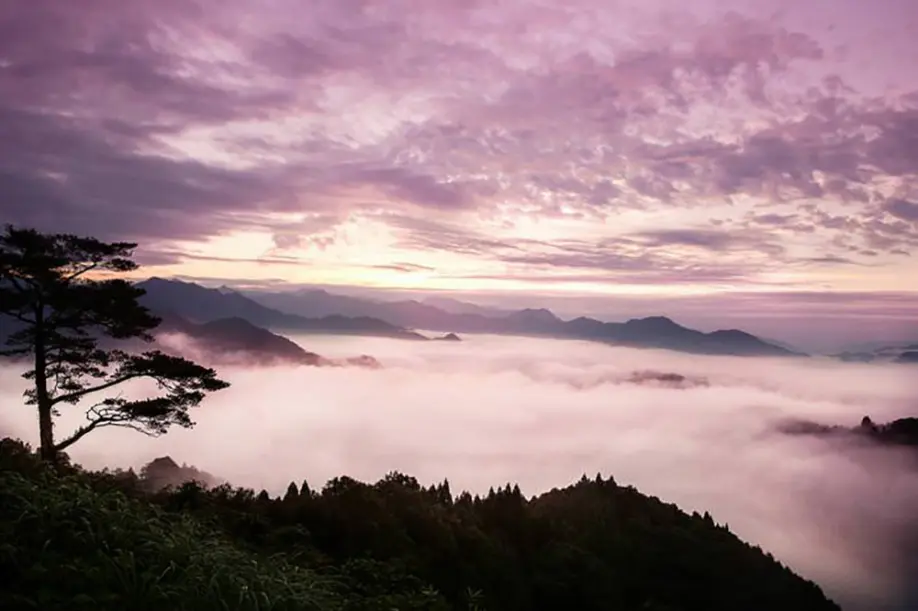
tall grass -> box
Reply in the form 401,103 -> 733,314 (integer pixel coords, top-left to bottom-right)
0,469 -> 340,611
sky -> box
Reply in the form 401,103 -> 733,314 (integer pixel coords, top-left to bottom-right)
2,334 -> 918,610
1,0 -> 917,336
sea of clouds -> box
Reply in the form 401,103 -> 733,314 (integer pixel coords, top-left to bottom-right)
2,333 -> 917,610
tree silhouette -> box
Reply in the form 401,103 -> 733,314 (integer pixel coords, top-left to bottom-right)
284,481 -> 300,501
0,225 -> 229,461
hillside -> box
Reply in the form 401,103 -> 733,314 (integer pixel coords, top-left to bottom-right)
0,438 -> 840,611
1,308 -> 382,370
156,313 -> 322,364
137,278 -> 425,341
154,313 -> 381,368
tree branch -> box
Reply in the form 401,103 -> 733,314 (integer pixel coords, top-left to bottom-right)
62,262 -> 100,282
54,398 -> 156,452
53,419 -> 102,453
50,373 -> 142,406
0,309 -> 35,324
4,274 -> 28,293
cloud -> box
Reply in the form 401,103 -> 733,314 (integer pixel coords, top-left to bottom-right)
885,199 -> 918,223
0,0 -> 916,287
384,215 -> 519,257
634,228 -> 784,254
369,262 -> 437,273
2,334 -> 918,610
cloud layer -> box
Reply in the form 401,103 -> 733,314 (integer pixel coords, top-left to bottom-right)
1,0 -> 916,296
2,333 -> 918,609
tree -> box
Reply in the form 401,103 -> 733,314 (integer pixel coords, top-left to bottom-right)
0,225 -> 229,461
284,481 -> 299,501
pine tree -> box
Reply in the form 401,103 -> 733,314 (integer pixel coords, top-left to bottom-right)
0,225 -> 229,461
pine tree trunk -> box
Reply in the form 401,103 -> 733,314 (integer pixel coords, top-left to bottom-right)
38,401 -> 55,462
33,311 -> 55,462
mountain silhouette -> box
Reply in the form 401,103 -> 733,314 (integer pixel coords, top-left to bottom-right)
135,278 -> 798,356
244,283 -> 798,356
832,344 -> 918,364
156,313 -> 323,365
154,312 -> 381,368
137,278 -> 425,341
781,415 -> 918,451
433,332 -> 462,341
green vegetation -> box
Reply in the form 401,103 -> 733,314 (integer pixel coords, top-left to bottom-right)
0,438 -> 840,611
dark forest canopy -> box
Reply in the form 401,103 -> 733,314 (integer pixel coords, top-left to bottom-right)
0,438 -> 840,611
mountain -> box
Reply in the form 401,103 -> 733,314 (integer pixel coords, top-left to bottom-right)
836,339 -> 918,354
249,287 -> 509,320
153,313 -> 382,368
139,456 -> 223,491
560,317 -> 797,356
136,278 -> 425,341
243,285 -> 797,357
3,278 -> 799,357
420,295 -> 509,316
761,336 -> 805,353
1,307 -> 328,366
248,287 -> 388,319
155,313 -> 323,365
780,415 -> 918,451
831,344 -> 918,364
834,351 -> 878,363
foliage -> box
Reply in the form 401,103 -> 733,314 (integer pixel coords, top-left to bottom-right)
0,439 -> 840,611
0,474 -> 337,610
0,225 -> 229,460
0,439 -> 452,611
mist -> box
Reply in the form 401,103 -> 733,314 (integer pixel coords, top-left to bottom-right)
2,334 -> 917,610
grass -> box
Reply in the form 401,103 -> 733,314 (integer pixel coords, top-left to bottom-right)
0,468 -> 339,611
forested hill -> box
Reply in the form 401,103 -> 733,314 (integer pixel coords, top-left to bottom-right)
0,438 -> 839,611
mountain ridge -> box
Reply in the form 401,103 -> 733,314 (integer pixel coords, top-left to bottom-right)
4,278 -> 803,357
216,279 -> 796,356
242,283 -> 798,356
136,278 -> 426,341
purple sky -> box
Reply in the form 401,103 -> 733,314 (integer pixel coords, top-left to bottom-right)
1,0 -> 916,344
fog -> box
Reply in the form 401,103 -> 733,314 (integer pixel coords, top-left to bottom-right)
2,334 -> 917,610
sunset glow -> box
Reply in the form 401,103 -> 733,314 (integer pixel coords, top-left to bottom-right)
2,0 -> 916,315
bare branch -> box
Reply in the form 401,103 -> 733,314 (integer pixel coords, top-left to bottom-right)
54,395 -> 159,452
61,261 -> 100,282
0,309 -> 35,324
5,274 -> 28,293
49,373 -> 142,406
53,420 -> 102,453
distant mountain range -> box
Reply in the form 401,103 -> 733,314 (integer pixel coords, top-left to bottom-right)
136,278 -> 425,341
135,278 -> 798,357
12,277 -> 912,359
832,343 -> 918,364
248,285 -> 799,357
